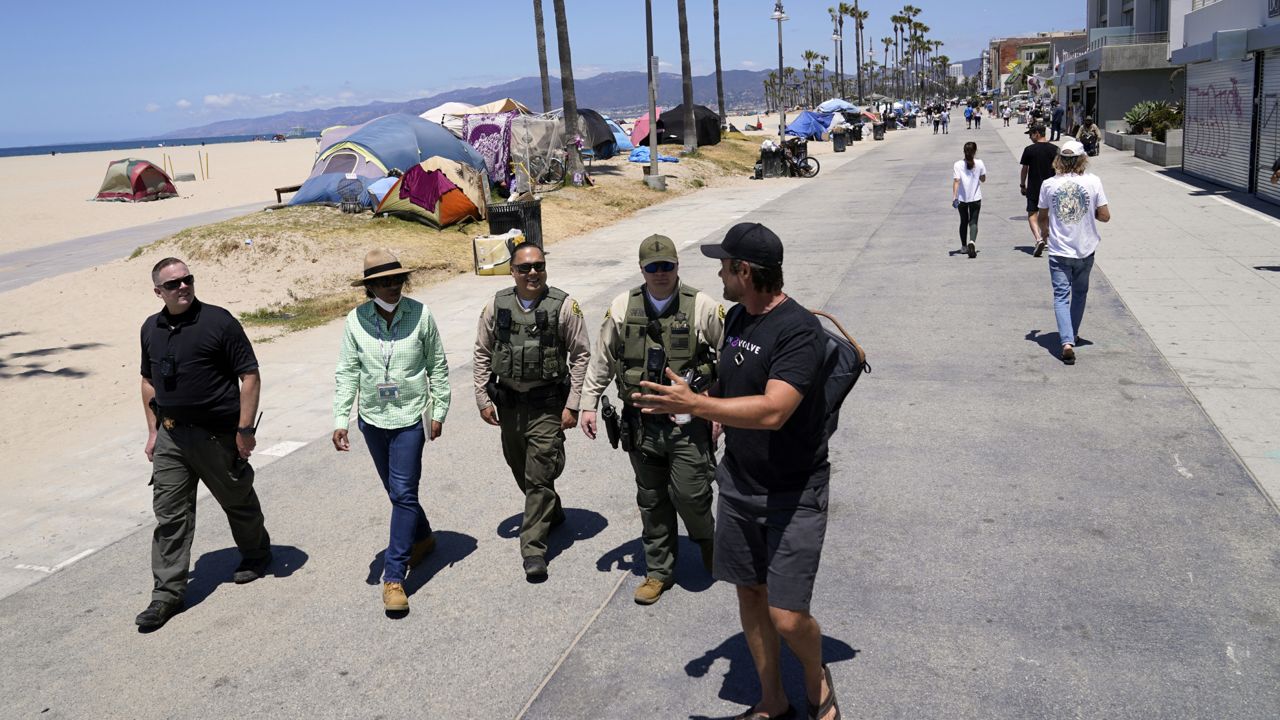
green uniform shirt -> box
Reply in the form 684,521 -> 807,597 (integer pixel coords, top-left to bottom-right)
333,298 -> 450,430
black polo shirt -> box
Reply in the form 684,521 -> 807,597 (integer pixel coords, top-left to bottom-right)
140,299 -> 258,431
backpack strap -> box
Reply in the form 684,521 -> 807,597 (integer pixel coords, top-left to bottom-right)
810,309 -> 871,374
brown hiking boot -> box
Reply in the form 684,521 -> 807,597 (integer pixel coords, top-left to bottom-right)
634,577 -> 672,605
409,534 -> 436,568
383,582 -> 409,612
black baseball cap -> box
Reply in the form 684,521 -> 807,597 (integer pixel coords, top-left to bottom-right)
700,222 -> 784,268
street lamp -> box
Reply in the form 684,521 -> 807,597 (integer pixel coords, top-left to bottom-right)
831,27 -> 841,99
772,2 -> 787,141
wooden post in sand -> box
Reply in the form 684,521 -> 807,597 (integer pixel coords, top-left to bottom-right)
197,151 -> 204,181
204,153 -> 210,180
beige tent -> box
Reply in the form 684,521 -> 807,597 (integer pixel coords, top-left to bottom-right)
471,98 -> 533,115
419,102 -> 478,137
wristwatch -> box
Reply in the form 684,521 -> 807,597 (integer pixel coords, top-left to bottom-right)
237,426 -> 256,436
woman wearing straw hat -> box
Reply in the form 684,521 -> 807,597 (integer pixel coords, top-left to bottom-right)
332,249 -> 451,612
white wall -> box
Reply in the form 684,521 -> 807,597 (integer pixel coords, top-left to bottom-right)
1170,0 -> 1192,52
1183,0 -> 1266,46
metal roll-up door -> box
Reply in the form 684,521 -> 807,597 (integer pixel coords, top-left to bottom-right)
1184,57 -> 1256,191
1257,49 -> 1280,207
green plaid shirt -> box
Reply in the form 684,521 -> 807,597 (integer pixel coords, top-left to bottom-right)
333,298 -> 450,430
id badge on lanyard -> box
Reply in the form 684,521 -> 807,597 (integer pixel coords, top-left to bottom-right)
376,315 -> 399,401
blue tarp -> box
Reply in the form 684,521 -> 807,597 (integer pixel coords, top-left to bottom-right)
605,118 -> 634,152
816,98 -> 856,113
628,147 -> 679,163
785,111 -> 834,140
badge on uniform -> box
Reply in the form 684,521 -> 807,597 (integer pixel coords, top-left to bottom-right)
377,382 -> 400,400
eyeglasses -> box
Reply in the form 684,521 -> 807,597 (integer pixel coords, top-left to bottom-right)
368,276 -> 406,289
643,261 -> 676,273
514,262 -> 546,274
157,274 -> 194,291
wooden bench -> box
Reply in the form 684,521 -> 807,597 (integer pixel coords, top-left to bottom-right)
274,184 -> 302,204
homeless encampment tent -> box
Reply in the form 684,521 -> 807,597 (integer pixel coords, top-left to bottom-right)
374,156 -> 488,228
604,117 -> 634,152
463,111 -> 519,187
471,98 -> 533,115
816,98 -> 856,113
574,108 -> 617,158
291,114 -> 486,207
629,107 -> 663,146
658,104 -> 721,146
419,101 -> 478,137
93,158 -> 177,202
786,111 -> 833,140
510,116 -> 565,170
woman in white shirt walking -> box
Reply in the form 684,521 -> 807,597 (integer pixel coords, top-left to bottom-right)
1036,140 -> 1112,365
952,141 -> 987,259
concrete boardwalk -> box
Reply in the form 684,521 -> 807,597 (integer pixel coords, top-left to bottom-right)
2,127 -> 1278,719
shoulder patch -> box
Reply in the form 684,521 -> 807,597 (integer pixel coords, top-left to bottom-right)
571,300 -> 583,317
604,308 -> 611,320
717,304 -> 726,320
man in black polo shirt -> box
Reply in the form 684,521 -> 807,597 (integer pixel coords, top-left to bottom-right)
136,257 -> 272,630
633,223 -> 840,720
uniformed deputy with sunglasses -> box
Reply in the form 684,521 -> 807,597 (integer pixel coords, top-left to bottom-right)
578,234 -> 724,605
472,242 -> 591,582
135,257 -> 273,631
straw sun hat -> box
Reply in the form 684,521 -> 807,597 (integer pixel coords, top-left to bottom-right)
350,248 -> 417,287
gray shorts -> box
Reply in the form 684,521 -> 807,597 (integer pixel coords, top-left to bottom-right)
712,480 -> 829,613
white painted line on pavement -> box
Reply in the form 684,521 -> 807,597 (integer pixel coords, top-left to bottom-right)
14,547 -> 98,574
1141,169 -> 1280,229
257,440 -> 308,457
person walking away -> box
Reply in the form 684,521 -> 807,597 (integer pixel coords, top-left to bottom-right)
136,258 -> 272,631
579,235 -> 724,605
973,106 -> 982,130
1050,101 -> 1064,141
1003,106 -> 1012,127
964,104 -> 973,130
953,142 -> 987,259
1037,140 -> 1110,365
941,108 -> 950,134
633,223 -> 841,720
473,242 -> 591,582
1064,102 -> 1077,137
332,249 -> 451,613
1019,124 -> 1059,257
932,110 -> 941,135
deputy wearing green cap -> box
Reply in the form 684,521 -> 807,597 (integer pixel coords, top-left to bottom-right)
579,234 -> 724,604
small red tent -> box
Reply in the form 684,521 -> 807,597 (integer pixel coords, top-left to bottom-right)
94,158 -> 177,202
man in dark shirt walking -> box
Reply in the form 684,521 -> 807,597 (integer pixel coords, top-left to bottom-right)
634,223 -> 840,720
1020,124 -> 1059,257
136,257 -> 272,630
1049,100 -> 1065,141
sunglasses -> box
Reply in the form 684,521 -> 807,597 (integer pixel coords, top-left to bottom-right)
368,276 -> 406,289
514,262 -> 546,274
158,274 -> 194,291
643,261 -> 676,273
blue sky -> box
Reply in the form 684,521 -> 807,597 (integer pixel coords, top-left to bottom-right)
1,1 -> 1083,146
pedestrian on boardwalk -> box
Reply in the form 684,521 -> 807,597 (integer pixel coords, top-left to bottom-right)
964,104 -> 973,129
136,258 -> 272,631
1019,124 -> 1059,257
579,234 -> 724,605
973,106 -> 982,130
1065,102 -> 1077,136
473,242 -> 591,583
1003,106 -> 1012,127
332,249 -> 451,613
1077,116 -> 1101,156
932,108 -> 941,135
941,108 -> 950,134
1050,100 -> 1064,141
953,142 -> 987,259
1037,140 -> 1111,365
633,223 -> 841,720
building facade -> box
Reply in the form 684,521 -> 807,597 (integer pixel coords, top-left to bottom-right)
986,32 -> 1088,97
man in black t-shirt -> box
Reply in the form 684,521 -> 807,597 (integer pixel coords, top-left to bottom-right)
633,223 -> 840,720
1020,124 -> 1059,257
135,257 -> 272,630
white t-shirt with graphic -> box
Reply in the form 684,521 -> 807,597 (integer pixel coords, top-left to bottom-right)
953,159 -> 986,202
1038,172 -> 1108,258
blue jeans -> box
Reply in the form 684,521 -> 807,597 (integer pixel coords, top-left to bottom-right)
1048,253 -> 1094,347
358,417 -> 431,583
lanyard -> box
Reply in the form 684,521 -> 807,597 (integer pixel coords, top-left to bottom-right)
374,311 -> 399,383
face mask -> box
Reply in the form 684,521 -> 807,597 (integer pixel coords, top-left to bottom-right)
373,297 -> 399,313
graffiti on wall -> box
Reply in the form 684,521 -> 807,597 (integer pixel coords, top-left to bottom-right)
1186,78 -> 1246,159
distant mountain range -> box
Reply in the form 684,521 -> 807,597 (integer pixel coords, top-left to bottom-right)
158,69 -> 772,139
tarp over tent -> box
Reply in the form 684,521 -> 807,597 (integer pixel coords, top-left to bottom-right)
419,101 -> 477,136
629,107 -> 663,146
472,98 -> 532,115
604,117 -> 634,152
93,158 -> 177,202
657,104 -> 721,146
374,156 -> 487,228
816,98 -> 856,113
786,111 -> 833,140
463,111 -> 518,186
509,116 -> 565,169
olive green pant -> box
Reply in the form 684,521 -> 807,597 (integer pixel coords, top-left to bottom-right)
628,417 -> 716,582
498,400 -> 566,559
150,424 -> 270,603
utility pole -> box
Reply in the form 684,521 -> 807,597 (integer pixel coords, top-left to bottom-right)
644,0 -> 664,190
773,2 -> 788,142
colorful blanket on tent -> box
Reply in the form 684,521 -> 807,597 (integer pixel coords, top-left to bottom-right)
463,111 -> 517,187
627,147 -> 679,163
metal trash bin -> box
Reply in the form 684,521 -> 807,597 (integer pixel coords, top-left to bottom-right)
760,147 -> 785,178
851,124 -> 863,141
487,199 -> 543,249
873,123 -> 886,141
832,132 -> 847,152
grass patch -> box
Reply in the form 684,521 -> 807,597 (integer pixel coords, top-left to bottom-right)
240,290 -> 363,333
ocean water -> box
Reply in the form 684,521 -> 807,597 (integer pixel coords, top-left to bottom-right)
0,132 -> 322,159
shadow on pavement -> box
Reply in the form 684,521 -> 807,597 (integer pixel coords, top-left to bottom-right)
596,536 -> 715,592
496,508 -> 607,563
186,544 -> 308,609
0,341 -> 105,380
1013,245 -> 1036,255
685,632 -> 859,718
364,530 -> 478,596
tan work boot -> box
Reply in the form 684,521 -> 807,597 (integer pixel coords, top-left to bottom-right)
409,534 -> 437,569
633,577 -> 672,605
382,582 -> 409,612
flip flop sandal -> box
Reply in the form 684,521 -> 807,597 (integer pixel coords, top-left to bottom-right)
735,705 -> 797,720
807,664 -> 841,720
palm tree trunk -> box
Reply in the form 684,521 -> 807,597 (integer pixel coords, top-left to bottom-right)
854,4 -> 864,102
713,0 -> 725,127
551,0 -> 586,181
677,0 -> 696,151
533,0 -> 552,113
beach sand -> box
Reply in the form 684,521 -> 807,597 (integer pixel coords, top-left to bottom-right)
0,140 -> 319,254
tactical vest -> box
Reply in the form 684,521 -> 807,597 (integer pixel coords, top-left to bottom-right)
613,284 -> 716,404
492,286 -> 568,382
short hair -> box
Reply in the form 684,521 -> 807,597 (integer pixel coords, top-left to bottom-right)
1053,154 -> 1089,175
511,242 -> 544,261
730,258 -> 784,294
151,257 -> 186,285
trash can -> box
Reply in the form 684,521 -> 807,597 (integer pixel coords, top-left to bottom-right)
851,124 -> 863,141
873,123 -> 886,141
832,132 -> 847,152
760,147 -> 785,178
487,199 -> 543,249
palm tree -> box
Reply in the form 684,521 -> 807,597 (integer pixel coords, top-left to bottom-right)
891,14 -> 906,98
845,3 -> 867,103
914,23 -> 930,100
533,0 -> 552,113
677,0 -> 696,151
551,0 -> 585,180
881,36 -> 893,97
900,6 -> 920,99
713,0 -> 725,127
829,7 -> 843,98
802,50 -> 820,107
